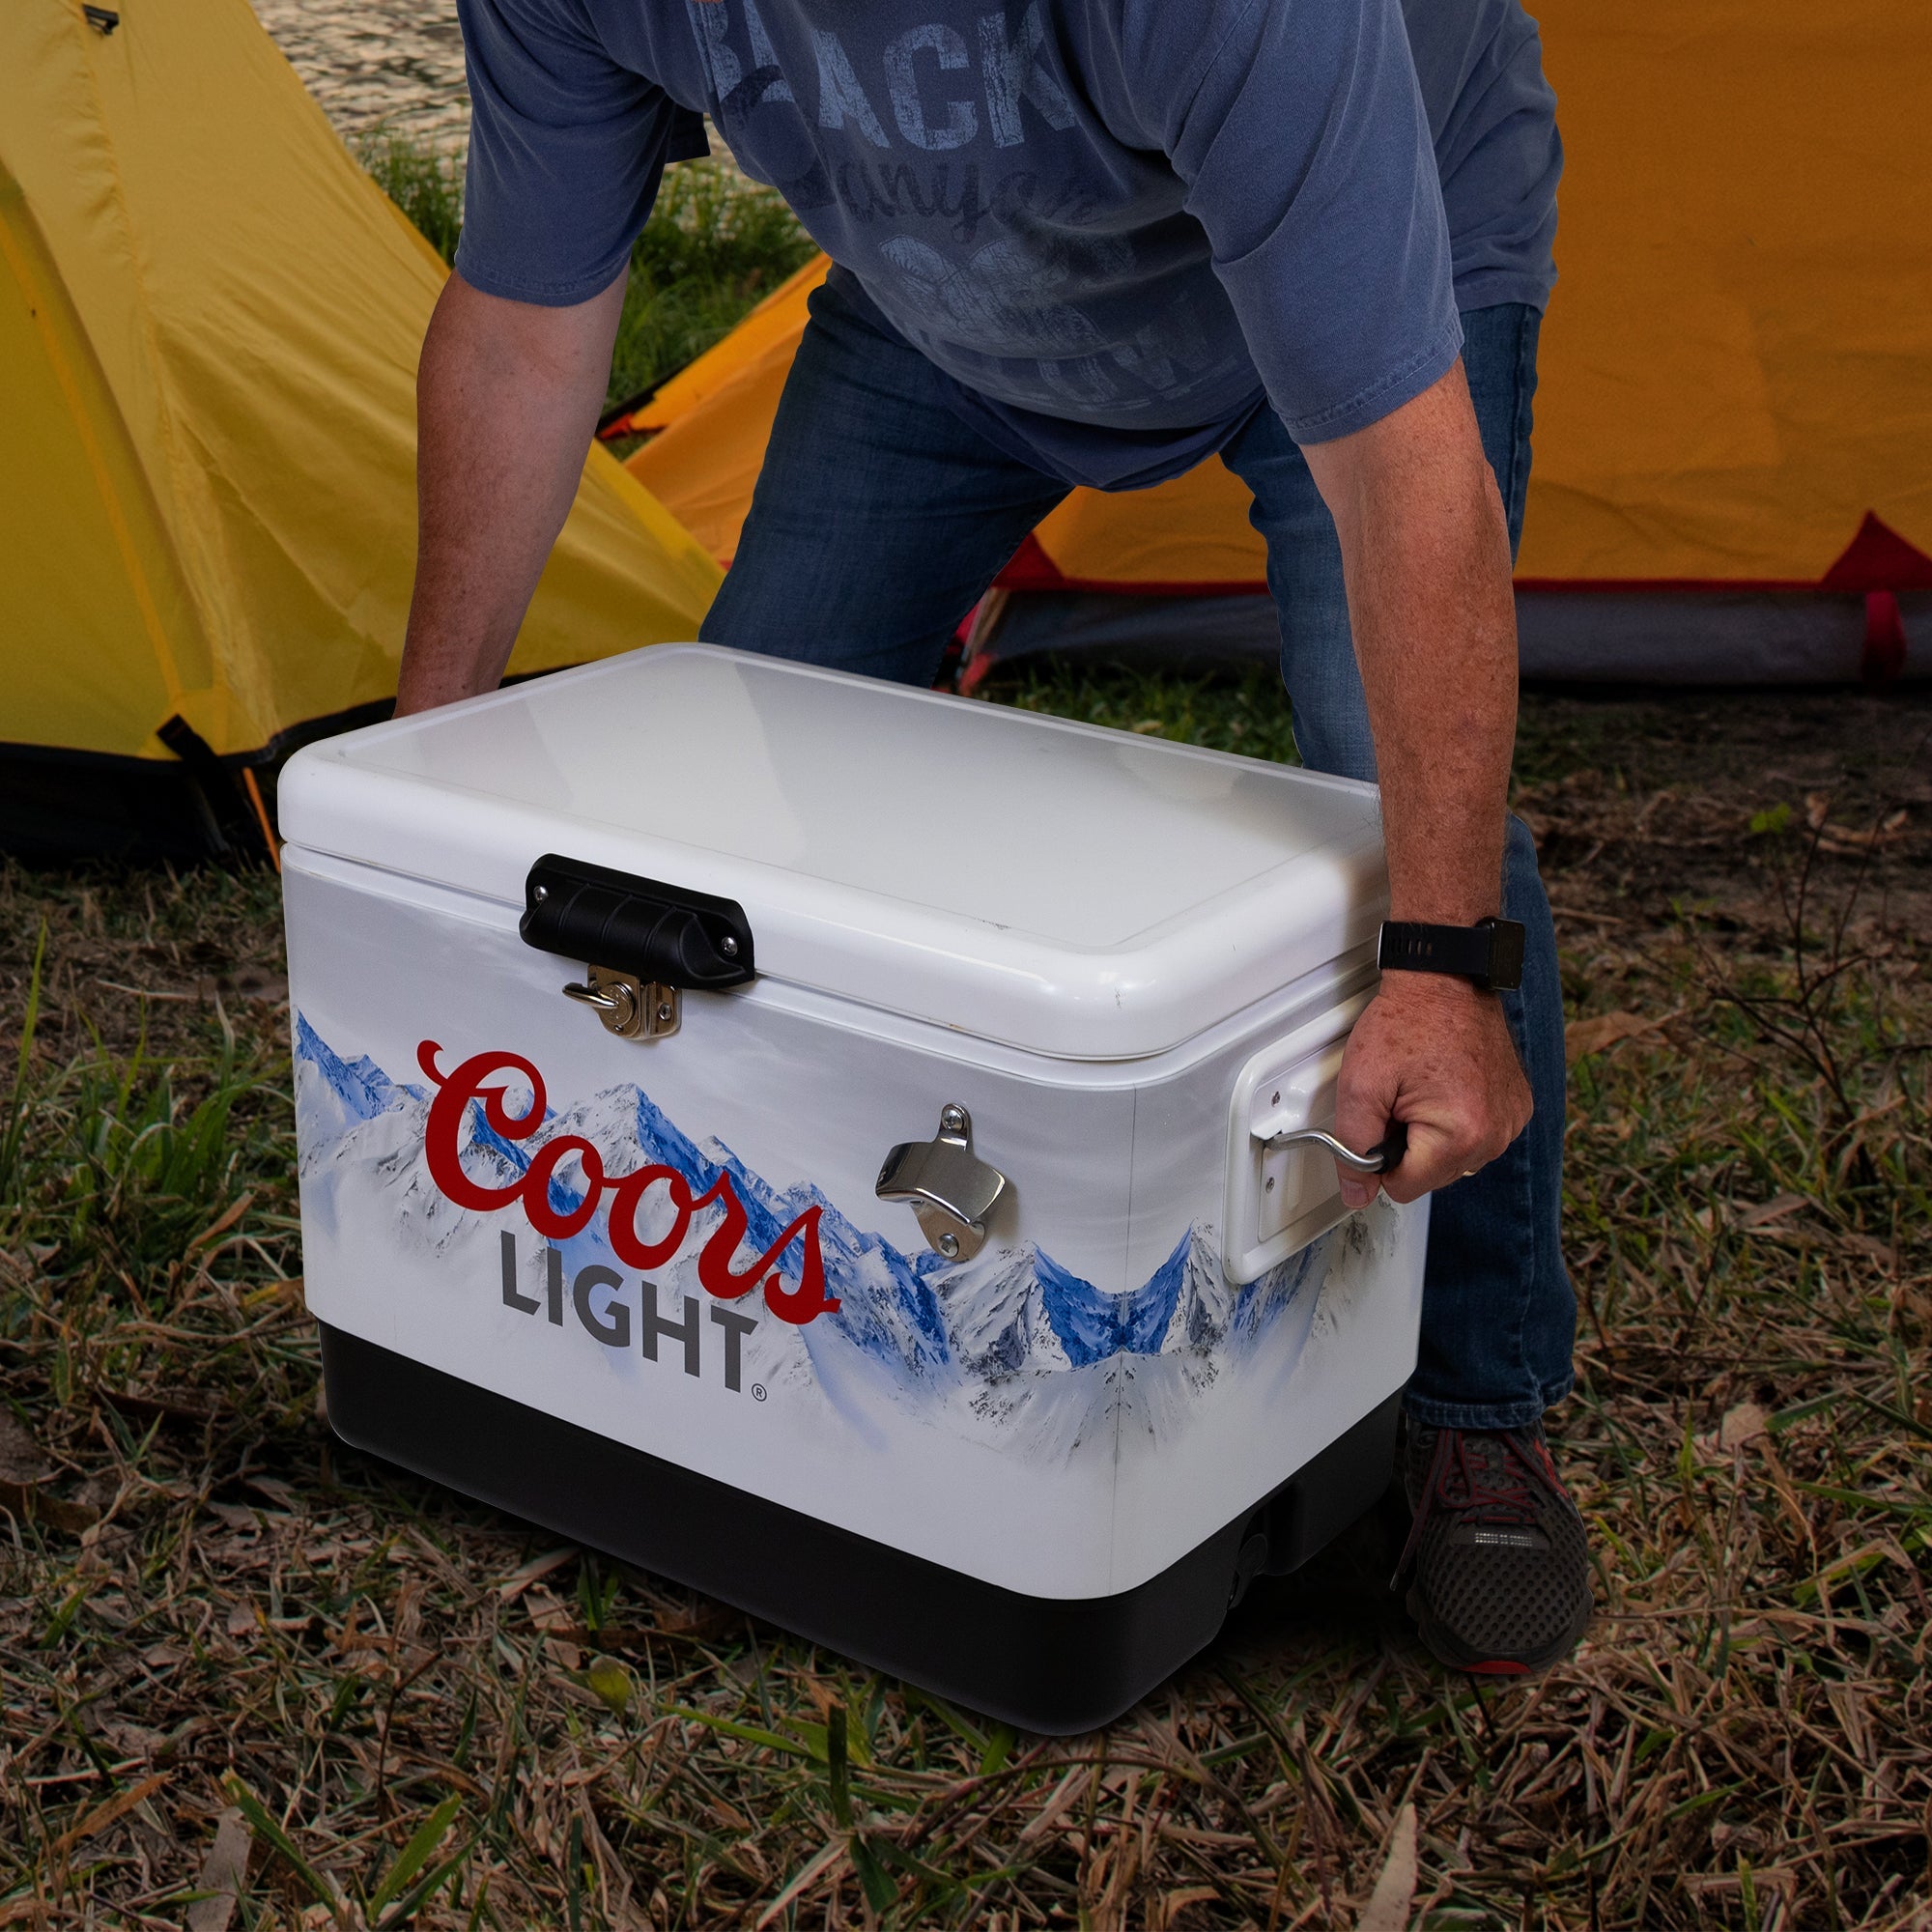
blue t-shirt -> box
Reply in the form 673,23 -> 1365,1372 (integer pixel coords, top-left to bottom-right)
454,0 -> 1558,488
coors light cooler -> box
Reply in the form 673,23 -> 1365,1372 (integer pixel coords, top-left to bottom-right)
281,645 -> 1427,1732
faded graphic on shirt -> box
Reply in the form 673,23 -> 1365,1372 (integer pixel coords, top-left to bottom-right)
679,0 -> 1237,424
455,0 -> 1496,450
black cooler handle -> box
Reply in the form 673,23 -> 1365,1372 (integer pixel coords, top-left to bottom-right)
521,855 -> 755,990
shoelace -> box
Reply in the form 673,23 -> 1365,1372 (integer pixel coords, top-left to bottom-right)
1392,1428 -> 1563,1586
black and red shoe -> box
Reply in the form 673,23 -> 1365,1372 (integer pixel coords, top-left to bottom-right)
1395,1421 -> 1593,1675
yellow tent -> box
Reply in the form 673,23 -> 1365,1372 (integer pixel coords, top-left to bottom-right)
621,0 -> 1932,683
1,0 -> 721,858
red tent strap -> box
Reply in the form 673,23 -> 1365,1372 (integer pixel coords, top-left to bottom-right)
1861,590 -> 1908,684
1820,513 -> 1926,683
1821,512 -> 1932,594
995,533 -> 1070,592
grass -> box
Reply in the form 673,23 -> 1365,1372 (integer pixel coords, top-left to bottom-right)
611,163 -> 818,412
355,133 -> 817,414
989,663 -> 1305,766
1,677 -> 1928,1929
355,133 -> 466,269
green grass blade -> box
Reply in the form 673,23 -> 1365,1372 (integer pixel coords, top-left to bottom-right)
366,1793 -> 464,1916
376,1831 -> 480,1927
849,1834 -> 897,1917
663,1704 -> 819,1759
222,1776 -> 336,1908
826,1703 -> 852,1829
0,918 -> 45,1205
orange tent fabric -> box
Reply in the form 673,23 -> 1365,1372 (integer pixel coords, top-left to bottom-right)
625,0 -> 1932,601
1519,0 -> 1932,592
622,257 -> 832,572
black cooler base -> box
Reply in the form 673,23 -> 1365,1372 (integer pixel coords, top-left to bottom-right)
322,1324 -> 1402,1733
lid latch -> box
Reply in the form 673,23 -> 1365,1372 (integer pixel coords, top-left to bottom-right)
525,855 -> 753,1045
876,1105 -> 1009,1263
562,966 -> 680,1040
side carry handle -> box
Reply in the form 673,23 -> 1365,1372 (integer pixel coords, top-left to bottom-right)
1265,1119 -> 1406,1177
520,854 -> 756,991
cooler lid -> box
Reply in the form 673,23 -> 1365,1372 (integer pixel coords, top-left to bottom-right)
278,646 -> 1386,1060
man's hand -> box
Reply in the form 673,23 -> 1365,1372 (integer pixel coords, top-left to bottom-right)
1300,359 -> 1530,1206
1332,977 -> 1530,1208
396,269 -> 628,717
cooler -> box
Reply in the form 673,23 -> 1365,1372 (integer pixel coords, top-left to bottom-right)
279,644 -> 1428,1732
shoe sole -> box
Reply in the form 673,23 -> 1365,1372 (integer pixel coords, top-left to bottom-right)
1406,1581 -> 1592,1677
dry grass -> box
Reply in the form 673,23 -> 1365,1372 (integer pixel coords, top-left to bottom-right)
1,682 -> 1928,1931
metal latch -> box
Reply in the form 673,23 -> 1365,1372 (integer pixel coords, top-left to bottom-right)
562,965 -> 680,1040
875,1104 -> 1009,1263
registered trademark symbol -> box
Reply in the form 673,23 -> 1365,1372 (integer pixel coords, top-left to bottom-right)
751,1383 -> 767,1402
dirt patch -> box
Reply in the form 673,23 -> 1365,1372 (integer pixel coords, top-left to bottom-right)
1516,685 -> 1932,945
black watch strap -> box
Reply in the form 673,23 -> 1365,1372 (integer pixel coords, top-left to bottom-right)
1378,917 -> 1525,992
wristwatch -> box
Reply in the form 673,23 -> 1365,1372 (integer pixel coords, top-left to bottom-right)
1378,917 -> 1525,993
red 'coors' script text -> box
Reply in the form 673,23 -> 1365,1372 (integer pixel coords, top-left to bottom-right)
416,1042 -> 839,1325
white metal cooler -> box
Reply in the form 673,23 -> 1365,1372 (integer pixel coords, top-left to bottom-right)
279,644 -> 1427,1732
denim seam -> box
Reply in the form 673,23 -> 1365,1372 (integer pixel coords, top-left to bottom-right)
1509,308 -> 1536,545
1400,1392 -> 1556,1431
1501,966 -> 1540,1415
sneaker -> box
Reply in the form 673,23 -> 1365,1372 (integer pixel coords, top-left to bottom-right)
1394,1420 -> 1593,1675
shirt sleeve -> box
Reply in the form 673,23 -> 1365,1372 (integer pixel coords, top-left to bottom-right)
453,0 -> 682,305
1134,0 -> 1463,443
1405,0 -> 1561,312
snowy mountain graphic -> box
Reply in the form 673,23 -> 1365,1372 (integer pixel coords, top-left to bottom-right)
293,1016 -> 1336,1441
293,1011 -> 424,1144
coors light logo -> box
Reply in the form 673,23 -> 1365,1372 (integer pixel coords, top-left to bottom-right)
417,1041 -> 839,1325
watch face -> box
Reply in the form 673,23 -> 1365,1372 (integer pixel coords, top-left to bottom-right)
1486,920 -> 1527,993
1378,920 -> 1525,991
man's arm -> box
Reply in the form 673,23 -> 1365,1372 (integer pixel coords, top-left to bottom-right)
395,269 -> 628,717
1300,359 -> 1533,1208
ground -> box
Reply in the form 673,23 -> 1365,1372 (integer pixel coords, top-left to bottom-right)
1,674 -> 1927,1930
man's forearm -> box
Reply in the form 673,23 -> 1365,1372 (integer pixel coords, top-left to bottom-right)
1302,360 -> 1532,1204
397,270 -> 628,717
1303,362 -> 1518,927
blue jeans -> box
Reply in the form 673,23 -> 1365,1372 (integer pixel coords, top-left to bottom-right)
704,282 -> 1575,1431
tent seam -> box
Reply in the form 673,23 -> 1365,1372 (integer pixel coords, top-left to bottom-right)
68,0 -> 234,741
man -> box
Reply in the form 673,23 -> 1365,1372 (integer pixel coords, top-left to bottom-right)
397,0 -> 1592,1674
